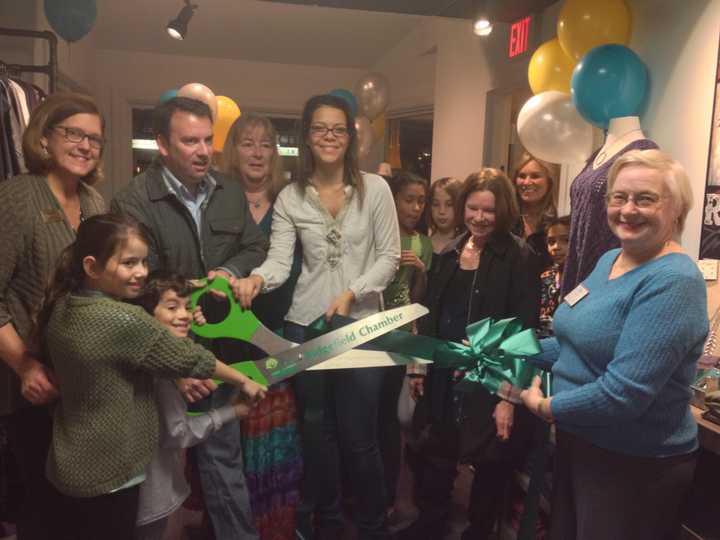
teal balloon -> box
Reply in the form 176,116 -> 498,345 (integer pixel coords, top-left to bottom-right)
571,44 -> 649,129
44,0 -> 97,42
329,88 -> 358,117
160,89 -> 179,103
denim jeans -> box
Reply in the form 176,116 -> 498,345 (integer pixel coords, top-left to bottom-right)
286,321 -> 391,540
194,383 -> 258,540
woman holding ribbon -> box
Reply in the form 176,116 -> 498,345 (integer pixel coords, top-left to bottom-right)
401,168 -> 540,540
521,149 -> 707,540
235,94 -> 400,540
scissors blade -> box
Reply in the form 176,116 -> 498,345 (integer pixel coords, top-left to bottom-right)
249,303 -> 429,385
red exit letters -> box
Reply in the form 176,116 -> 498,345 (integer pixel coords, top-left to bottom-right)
509,16 -> 531,58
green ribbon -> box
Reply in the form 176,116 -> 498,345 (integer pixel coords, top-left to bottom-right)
433,317 -> 541,401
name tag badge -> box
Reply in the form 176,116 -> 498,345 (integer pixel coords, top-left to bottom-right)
564,284 -> 589,307
40,209 -> 64,224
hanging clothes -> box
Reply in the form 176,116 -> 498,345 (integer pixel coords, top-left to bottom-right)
0,65 -> 47,181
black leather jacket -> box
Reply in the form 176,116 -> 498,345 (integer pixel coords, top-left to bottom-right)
420,231 -> 540,338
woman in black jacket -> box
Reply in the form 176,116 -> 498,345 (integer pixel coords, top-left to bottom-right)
402,168 -> 541,540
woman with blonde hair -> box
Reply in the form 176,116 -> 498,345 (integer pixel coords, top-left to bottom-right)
0,92 -> 106,538
522,149 -> 706,540
219,113 -> 301,539
512,152 -> 560,266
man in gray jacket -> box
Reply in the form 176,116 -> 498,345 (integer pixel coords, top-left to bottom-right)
112,97 -> 267,539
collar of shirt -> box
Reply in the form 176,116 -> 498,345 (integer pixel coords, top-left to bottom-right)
161,165 -> 215,204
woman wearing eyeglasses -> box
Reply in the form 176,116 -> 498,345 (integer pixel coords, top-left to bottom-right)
235,94 -> 400,539
0,92 -> 106,539
521,149 -> 708,540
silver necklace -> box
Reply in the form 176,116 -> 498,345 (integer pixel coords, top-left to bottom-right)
246,192 -> 266,209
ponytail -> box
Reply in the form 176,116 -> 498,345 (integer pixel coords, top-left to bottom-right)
31,213 -> 151,360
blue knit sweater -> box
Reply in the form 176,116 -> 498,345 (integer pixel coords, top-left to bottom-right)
534,249 -> 708,457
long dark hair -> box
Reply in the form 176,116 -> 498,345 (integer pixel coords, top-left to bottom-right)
296,94 -> 364,204
34,213 -> 151,353
388,170 -> 429,234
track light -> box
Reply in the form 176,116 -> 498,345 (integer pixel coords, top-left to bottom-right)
167,1 -> 197,41
472,0 -> 493,36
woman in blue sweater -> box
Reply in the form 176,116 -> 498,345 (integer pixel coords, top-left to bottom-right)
521,149 -> 708,540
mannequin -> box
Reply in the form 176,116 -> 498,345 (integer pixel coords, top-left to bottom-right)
561,115 -> 658,297
593,117 -> 646,169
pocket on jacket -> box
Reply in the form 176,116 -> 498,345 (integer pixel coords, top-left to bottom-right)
208,218 -> 245,261
209,218 -> 245,235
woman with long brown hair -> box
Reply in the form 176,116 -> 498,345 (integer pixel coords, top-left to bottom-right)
235,94 -> 400,540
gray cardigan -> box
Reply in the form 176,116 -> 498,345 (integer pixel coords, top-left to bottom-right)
0,174 -> 105,415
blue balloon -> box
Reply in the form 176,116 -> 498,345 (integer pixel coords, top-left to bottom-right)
160,89 -> 179,103
571,44 -> 649,129
44,0 -> 97,42
329,88 -> 358,117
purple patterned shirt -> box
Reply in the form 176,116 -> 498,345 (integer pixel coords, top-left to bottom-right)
561,139 -> 659,297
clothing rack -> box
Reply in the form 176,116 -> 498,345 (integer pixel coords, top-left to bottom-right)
0,27 -> 57,93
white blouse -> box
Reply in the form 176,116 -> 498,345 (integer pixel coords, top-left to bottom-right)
252,172 -> 400,325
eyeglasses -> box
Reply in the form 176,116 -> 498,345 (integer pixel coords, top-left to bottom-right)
309,124 -> 349,138
53,126 -> 105,149
606,191 -> 665,209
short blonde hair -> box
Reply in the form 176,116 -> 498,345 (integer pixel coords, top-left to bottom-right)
219,114 -> 287,203
607,149 -> 693,236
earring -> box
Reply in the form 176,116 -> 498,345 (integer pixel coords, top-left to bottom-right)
41,146 -> 49,159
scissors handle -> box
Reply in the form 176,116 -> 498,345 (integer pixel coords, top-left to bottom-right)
190,277 -> 262,341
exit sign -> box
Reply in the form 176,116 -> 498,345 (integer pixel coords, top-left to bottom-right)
509,16 -> 531,58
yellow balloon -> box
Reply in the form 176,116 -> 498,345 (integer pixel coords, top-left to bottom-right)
371,113 -> 386,144
557,0 -> 631,60
213,96 -> 241,153
528,38 -> 576,94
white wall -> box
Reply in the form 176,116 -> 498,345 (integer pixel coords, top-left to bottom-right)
370,20 -> 436,114
93,48 -> 365,199
0,1 -> 39,71
430,18 -> 493,181
629,0 -> 720,258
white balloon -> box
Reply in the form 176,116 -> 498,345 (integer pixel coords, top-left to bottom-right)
355,116 -> 374,158
516,90 -> 594,164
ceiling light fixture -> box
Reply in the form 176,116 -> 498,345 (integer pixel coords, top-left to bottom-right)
167,0 -> 197,41
472,0 -> 493,37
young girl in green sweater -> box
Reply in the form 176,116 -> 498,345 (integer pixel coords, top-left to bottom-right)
36,213 -> 266,540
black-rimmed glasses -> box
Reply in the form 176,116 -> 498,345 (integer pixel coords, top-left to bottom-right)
53,126 -> 105,150
309,124 -> 349,138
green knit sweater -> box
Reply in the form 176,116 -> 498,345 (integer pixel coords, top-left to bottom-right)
46,294 -> 216,497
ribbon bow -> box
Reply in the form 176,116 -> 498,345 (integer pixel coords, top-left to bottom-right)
433,317 -> 541,403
